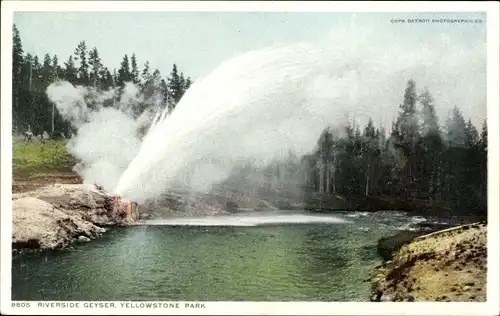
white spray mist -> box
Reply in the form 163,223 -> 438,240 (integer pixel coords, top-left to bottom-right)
45,26 -> 485,204
46,81 -> 162,192
114,28 -> 485,203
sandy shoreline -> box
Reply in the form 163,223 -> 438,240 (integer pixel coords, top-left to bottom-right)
370,222 -> 487,302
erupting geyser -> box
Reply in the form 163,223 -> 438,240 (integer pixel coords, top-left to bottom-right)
113,30 -> 485,203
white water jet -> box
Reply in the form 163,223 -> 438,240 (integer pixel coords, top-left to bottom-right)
114,28 -> 485,203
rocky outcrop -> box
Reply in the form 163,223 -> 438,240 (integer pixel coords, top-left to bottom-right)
369,222 -> 487,302
376,231 -> 426,261
12,184 -> 136,251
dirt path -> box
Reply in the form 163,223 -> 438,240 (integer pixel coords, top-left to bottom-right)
13,172 -> 82,194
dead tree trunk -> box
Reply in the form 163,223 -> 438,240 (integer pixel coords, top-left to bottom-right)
326,164 -> 331,193
365,164 -> 370,197
318,160 -> 324,193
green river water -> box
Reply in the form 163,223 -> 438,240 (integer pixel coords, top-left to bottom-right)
12,211 -> 426,301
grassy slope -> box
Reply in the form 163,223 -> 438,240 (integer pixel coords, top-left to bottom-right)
12,137 -> 81,192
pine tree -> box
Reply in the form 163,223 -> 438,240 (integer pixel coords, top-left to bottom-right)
478,120 -> 487,209
167,64 -> 183,105
88,47 -> 103,88
50,55 -> 62,134
12,24 -> 24,81
392,80 -> 420,198
64,55 -> 78,84
418,89 -> 443,199
439,107 -> 469,208
159,78 -> 169,108
51,55 -> 62,80
32,55 -> 42,91
446,106 -> 467,148
178,72 -> 188,102
362,118 -> 380,196
397,80 -> 420,150
131,53 -> 139,84
22,53 -> 33,91
41,53 -> 52,85
73,41 -> 89,85
185,77 -> 193,91
99,67 -> 114,91
12,24 -> 24,133
26,54 -> 52,134
479,120 -> 487,152
38,54 -> 58,135
419,89 -> 440,137
117,54 -> 131,88
316,128 -> 336,193
464,119 -> 479,149
141,61 -> 150,87
151,69 -> 161,86
112,68 -> 119,106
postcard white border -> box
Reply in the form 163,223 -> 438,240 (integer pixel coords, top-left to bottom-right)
1,1 -> 499,315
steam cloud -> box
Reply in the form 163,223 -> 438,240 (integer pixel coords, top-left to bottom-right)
46,81 -> 161,192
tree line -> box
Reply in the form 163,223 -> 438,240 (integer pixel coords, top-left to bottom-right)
12,24 -> 192,137
302,79 -> 487,214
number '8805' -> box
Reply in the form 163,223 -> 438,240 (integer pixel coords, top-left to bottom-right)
12,301 -> 30,308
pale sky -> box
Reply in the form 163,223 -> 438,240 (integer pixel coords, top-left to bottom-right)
14,11 -> 486,80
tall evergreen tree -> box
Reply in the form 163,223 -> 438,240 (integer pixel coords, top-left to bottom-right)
167,64 -> 183,105
99,67 -> 114,91
12,24 -> 24,132
88,47 -> 103,88
446,106 -> 467,148
185,77 -> 193,91
117,54 -> 131,88
21,53 -> 33,94
131,53 -> 139,84
139,62 -> 154,98
41,53 -> 52,85
464,119 -> 479,149
392,80 -> 420,198
141,61 -> 150,87
417,89 -> 443,199
362,118 -> 380,196
31,55 -> 42,93
64,55 -> 78,84
160,78 -> 169,108
478,119 -> 488,209
73,41 -> 89,85
479,120 -> 487,152
419,89 -> 440,137
51,55 -> 62,81
12,24 -> 24,82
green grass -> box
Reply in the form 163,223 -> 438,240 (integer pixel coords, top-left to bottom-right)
12,137 -> 76,179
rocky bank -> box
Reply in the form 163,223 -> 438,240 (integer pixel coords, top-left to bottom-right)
12,184 -> 135,251
370,222 -> 487,302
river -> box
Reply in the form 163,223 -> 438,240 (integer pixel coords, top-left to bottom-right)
12,211 -> 436,301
